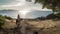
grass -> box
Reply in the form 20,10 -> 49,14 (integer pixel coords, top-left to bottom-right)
24,20 -> 60,34
0,19 -> 60,34
25,20 -> 56,28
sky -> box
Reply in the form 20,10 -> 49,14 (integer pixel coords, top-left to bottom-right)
0,0 -> 51,10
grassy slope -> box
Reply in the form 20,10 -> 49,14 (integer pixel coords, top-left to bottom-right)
1,19 -> 60,34
23,20 -> 60,34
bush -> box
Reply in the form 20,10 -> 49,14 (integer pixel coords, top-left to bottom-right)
0,15 -> 6,28
0,18 -> 5,26
46,13 -> 60,20
4,16 -> 13,20
55,13 -> 60,18
0,15 -> 13,29
46,13 -> 57,19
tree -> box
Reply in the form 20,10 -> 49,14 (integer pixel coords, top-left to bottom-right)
35,0 -> 60,12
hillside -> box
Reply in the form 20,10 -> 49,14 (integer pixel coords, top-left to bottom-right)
0,15 -> 60,34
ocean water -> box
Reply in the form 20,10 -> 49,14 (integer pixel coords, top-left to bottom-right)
0,10 -> 53,19
25,11 -> 53,18
0,10 -> 19,18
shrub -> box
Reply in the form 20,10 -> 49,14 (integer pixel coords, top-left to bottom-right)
46,13 -> 57,19
55,13 -> 60,18
4,16 -> 13,20
0,15 -> 6,28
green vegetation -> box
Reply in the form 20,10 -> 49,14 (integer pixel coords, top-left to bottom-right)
4,15 -> 13,20
56,12 -> 60,17
0,15 -> 13,20
0,15 -> 6,28
0,15 -> 13,28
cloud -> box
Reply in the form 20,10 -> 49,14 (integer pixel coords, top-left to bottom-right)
0,0 -> 51,11
0,0 -> 42,10
0,0 -> 16,5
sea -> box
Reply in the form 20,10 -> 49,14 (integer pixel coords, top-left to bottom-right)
0,10 -> 53,19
